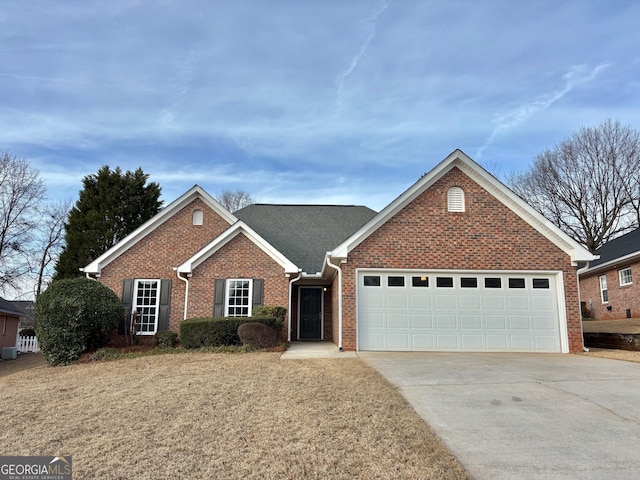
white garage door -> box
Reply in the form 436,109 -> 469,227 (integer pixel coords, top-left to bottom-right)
357,270 -> 563,352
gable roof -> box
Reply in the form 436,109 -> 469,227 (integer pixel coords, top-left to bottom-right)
579,228 -> 640,276
0,297 -> 25,317
330,149 -> 596,266
176,221 -> 299,274
83,185 -> 236,275
235,204 -> 377,273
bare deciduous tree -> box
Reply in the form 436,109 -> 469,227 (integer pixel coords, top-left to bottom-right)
0,151 -> 46,293
34,201 -> 70,296
216,189 -> 256,212
508,119 -> 640,253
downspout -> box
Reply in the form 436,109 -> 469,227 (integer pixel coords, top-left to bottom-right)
325,256 -> 343,351
287,270 -> 303,342
175,269 -> 190,320
575,265 -> 589,352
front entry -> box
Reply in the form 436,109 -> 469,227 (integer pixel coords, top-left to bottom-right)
299,287 -> 323,340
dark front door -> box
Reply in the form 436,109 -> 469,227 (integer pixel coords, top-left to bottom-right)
299,287 -> 322,340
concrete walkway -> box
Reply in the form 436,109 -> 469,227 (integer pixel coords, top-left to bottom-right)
359,352 -> 640,480
280,342 -> 358,359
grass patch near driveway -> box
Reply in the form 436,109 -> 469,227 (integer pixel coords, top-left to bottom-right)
0,352 -> 469,480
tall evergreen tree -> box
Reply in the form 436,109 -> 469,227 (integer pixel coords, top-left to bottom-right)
54,166 -> 162,279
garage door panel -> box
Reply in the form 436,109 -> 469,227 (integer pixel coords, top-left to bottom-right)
460,314 -> 482,329
387,313 -> 408,328
461,335 -> 483,349
435,295 -> 456,309
435,334 -> 459,350
485,315 -> 506,329
412,314 -> 433,328
388,294 -> 408,308
484,296 -> 506,309
459,295 -> 481,309
435,314 -> 457,329
358,271 -> 561,353
412,334 -> 434,349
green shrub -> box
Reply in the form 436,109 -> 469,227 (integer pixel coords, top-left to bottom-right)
237,322 -> 278,349
180,317 -> 282,349
253,306 -> 287,323
19,327 -> 36,337
156,331 -> 178,348
35,278 -> 124,366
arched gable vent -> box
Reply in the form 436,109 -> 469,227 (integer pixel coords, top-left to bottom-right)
447,187 -> 465,212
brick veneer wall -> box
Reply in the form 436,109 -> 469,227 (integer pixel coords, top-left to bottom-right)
579,259 -> 640,320
340,167 -> 584,353
186,234 -> 290,327
98,198 -> 234,331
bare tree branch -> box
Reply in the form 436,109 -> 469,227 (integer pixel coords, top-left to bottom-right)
508,119 -> 640,253
216,189 -> 256,212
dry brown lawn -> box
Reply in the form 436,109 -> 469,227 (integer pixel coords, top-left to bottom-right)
0,352 -> 469,480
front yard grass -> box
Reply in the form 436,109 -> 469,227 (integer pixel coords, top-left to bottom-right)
0,352 -> 469,479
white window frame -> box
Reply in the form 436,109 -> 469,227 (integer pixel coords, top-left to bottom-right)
447,187 -> 465,212
225,279 -> 253,317
619,267 -> 632,286
599,275 -> 608,304
133,279 -> 160,335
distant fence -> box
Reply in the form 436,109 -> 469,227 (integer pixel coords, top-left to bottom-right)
17,336 -> 39,353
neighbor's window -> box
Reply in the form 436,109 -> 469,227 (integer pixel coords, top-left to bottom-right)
619,267 -> 632,286
508,278 -> 526,289
133,279 -> 160,335
447,187 -> 465,212
484,277 -> 502,289
226,279 -> 253,317
599,275 -> 608,303
388,276 -> 405,287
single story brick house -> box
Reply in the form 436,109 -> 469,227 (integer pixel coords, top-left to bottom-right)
0,297 -> 24,352
578,228 -> 640,320
83,150 -> 595,353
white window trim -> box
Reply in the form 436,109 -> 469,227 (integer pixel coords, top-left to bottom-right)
225,279 -> 253,317
619,267 -> 632,286
599,275 -> 608,304
133,279 -> 160,335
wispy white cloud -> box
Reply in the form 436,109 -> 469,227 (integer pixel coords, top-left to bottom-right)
335,0 -> 391,111
476,63 -> 611,159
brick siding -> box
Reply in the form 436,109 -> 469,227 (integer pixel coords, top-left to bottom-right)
579,259 -> 640,320
98,197 -> 289,333
340,167 -> 584,353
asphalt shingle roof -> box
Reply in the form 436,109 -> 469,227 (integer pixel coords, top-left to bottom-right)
0,297 -> 25,317
589,228 -> 640,269
235,204 -> 377,273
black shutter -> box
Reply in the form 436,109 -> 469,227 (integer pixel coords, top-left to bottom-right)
252,279 -> 264,311
157,279 -> 172,331
121,279 -> 134,335
214,279 -> 226,317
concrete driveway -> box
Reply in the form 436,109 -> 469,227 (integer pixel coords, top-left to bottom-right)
358,352 -> 640,480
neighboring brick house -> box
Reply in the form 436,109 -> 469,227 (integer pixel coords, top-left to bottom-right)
83,150 -> 595,353
0,297 -> 24,352
579,228 -> 640,320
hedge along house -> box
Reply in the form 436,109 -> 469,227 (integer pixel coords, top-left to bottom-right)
83,150 -> 595,353
578,228 -> 640,320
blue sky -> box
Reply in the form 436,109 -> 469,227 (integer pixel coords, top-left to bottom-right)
1,0 -> 639,211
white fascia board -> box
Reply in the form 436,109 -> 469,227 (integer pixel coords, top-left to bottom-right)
177,221 -> 298,274
331,149 -> 596,265
83,185 -> 237,275
578,251 -> 640,277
